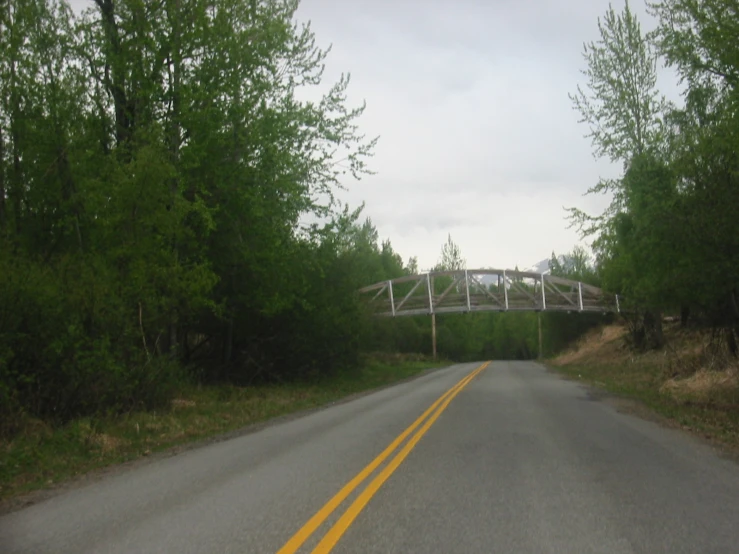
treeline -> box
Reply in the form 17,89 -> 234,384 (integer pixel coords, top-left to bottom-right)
363,238 -> 607,363
0,0 -> 606,438
0,0 -> 409,434
365,310 -> 605,362
570,0 -> 739,350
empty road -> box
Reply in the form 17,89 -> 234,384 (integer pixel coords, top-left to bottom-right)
2,361 -> 739,553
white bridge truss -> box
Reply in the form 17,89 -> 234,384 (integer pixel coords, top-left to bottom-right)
359,269 -> 620,317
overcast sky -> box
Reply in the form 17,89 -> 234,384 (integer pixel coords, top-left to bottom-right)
294,0 -> 681,271
68,0 -> 678,271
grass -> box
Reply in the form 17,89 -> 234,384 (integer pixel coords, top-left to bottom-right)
0,356 -> 447,505
549,325 -> 739,450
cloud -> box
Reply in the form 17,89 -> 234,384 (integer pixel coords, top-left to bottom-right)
295,0 -> 673,271
65,0 -> 673,272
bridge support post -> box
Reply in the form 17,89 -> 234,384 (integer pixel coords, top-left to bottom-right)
537,311 -> 543,360
431,313 -> 437,360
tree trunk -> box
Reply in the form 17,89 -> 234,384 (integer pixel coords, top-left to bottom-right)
537,311 -> 543,360
166,0 -> 182,359
653,311 -> 664,348
726,327 -> 738,358
57,145 -> 83,251
168,323 -> 178,359
95,0 -> 132,149
10,58 -> 22,235
0,126 -> 5,232
223,318 -> 233,364
431,313 -> 437,360
643,309 -> 664,349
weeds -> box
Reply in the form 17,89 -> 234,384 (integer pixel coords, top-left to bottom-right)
0,356 -> 446,504
550,323 -> 739,448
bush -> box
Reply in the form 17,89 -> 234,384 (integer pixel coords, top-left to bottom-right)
0,251 -> 186,436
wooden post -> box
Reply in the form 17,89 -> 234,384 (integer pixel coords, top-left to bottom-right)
427,272 -> 436,360
432,312 -> 437,360
537,311 -> 543,360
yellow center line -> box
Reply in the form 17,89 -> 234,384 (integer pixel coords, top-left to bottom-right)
310,361 -> 489,553
276,362 -> 489,554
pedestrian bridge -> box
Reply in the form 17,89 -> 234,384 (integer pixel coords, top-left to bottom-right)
359,268 -> 620,317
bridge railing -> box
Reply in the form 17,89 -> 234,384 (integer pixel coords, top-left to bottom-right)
359,269 -> 619,317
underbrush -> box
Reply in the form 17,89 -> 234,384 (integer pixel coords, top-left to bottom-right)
0,355 -> 446,505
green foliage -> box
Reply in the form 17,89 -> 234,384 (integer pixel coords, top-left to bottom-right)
0,0 -> 653,442
571,0 -> 739,348
435,233 -> 466,271
570,0 -> 666,165
1,355 -> 447,501
568,0 -> 667,239
361,239 -> 603,363
0,0 -> 394,436
648,0 -> 739,95
422,310 -> 601,362
0,249 -> 187,432
549,245 -> 600,285
406,256 -> 419,275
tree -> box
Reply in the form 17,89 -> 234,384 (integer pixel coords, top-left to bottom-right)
648,0 -> 739,94
0,0 -> 382,430
549,245 -> 598,284
647,0 -> 739,335
569,1 -> 672,348
569,0 -> 667,235
406,256 -> 419,275
437,234 -> 466,271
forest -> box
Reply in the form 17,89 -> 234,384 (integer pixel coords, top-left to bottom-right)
568,0 -> 739,353
362,236 -> 607,363
3,0 -> 738,440
0,0 -> 389,434
0,0 -> 603,439
0,0 -> 588,437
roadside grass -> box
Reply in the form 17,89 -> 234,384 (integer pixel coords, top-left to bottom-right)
549,325 -> 739,449
0,355 -> 447,504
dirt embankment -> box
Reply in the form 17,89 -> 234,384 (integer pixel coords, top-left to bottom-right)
553,322 -> 739,399
552,324 -> 628,366
550,321 -> 739,448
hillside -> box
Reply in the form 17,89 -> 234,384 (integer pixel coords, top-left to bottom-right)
549,321 -> 739,450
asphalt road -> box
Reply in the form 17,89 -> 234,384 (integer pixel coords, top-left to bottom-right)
2,361 -> 739,553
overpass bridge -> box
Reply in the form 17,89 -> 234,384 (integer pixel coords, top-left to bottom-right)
359,268 -> 620,358
359,268 -> 620,316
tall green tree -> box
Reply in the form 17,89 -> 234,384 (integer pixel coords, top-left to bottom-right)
648,0 -> 739,332
648,0 -> 739,94
549,245 -> 599,284
0,0 -> 383,430
569,0 -> 673,348
436,233 -> 466,271
569,0 -> 668,232
406,256 -> 419,275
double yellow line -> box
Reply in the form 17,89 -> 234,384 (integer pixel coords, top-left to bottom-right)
277,361 -> 490,554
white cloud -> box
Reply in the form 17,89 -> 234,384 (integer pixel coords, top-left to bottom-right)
66,0 -> 679,272
295,0 -> 666,270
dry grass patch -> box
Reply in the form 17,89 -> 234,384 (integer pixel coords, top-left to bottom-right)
550,321 -> 739,450
89,433 -> 129,455
171,398 -> 196,409
661,368 -> 739,404
552,324 -> 627,365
